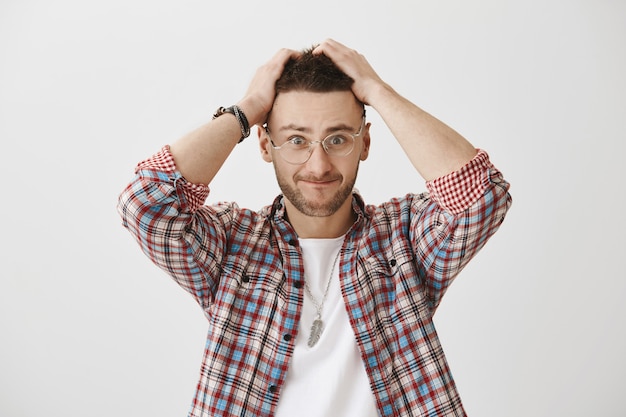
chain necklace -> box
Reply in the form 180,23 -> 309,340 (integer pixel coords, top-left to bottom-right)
303,247 -> 342,348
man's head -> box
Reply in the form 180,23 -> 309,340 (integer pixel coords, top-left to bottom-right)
258,48 -> 370,224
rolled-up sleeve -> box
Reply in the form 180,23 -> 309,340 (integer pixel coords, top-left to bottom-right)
415,149 -> 512,309
117,146 -> 229,310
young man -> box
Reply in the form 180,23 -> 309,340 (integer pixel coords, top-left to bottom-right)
118,39 -> 511,417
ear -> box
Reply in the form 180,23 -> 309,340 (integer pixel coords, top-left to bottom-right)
359,122 -> 371,161
258,125 -> 273,163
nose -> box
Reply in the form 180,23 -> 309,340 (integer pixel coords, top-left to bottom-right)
304,141 -> 332,173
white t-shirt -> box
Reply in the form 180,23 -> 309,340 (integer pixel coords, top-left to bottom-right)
274,236 -> 378,417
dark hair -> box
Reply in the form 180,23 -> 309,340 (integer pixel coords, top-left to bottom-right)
275,46 -> 355,94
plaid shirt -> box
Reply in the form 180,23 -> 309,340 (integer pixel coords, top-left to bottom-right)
118,146 -> 511,417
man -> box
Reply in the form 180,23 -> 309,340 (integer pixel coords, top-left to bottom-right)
118,39 -> 511,417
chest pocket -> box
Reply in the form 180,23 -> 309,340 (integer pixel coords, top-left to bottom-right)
357,245 -> 430,325
209,252 -> 286,333
359,249 -> 412,301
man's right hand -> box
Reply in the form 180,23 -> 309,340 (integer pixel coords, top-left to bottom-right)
238,48 -> 301,127
169,47 -> 299,185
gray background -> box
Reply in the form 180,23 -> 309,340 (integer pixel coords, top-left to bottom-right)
1,0 -> 625,415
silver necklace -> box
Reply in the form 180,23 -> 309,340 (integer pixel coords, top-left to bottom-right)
304,248 -> 342,348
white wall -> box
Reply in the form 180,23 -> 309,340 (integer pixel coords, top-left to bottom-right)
1,0 -> 624,415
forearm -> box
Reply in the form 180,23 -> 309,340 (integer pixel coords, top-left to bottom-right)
368,83 -> 477,181
169,48 -> 299,185
169,98 -> 262,185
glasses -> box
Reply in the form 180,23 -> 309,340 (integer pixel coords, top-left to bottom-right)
265,116 -> 366,165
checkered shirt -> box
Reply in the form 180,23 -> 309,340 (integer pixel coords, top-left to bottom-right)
118,146 -> 511,417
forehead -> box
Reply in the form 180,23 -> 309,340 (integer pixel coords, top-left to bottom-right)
269,90 -> 363,128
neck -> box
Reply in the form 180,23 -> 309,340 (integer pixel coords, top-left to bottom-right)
284,197 -> 356,239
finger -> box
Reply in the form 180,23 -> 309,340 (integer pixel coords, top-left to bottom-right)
313,39 -> 359,64
274,47 -> 301,63
261,48 -> 298,69
259,48 -> 301,80
312,38 -> 340,55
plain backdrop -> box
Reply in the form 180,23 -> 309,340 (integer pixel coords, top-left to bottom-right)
1,1 -> 625,416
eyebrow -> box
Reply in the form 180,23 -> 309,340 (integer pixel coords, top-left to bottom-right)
277,122 -> 357,135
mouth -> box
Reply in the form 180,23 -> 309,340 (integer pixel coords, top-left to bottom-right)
298,177 -> 340,187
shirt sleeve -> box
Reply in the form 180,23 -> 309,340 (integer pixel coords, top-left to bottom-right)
425,149 -> 502,214
133,145 -> 211,213
413,149 -> 512,310
117,146 -> 232,310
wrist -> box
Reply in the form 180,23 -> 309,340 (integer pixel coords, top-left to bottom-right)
236,96 -> 269,127
362,81 -> 395,109
212,105 -> 250,143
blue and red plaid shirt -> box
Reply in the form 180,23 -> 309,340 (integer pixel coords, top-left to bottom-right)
118,146 -> 511,417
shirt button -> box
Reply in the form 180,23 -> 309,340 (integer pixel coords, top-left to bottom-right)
242,275 -> 250,283
294,281 -> 303,289
389,259 -> 397,267
287,238 -> 297,246
269,385 -> 278,394
283,334 -> 292,342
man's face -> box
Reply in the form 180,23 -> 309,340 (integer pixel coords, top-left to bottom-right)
259,90 -> 370,218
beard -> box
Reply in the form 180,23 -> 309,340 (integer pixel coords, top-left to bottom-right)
274,165 -> 359,217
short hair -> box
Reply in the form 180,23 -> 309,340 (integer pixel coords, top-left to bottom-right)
275,46 -> 355,94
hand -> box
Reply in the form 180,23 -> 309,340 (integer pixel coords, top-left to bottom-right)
312,39 -> 386,106
238,48 -> 301,127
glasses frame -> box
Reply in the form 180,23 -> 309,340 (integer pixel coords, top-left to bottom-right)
265,115 -> 367,165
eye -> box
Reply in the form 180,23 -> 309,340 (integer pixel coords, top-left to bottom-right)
288,136 -> 308,147
326,134 -> 348,146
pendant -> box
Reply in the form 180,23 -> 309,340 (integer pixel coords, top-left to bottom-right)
308,318 -> 324,347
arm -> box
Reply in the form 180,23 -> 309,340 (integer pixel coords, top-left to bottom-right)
315,40 -> 512,307
313,39 -> 477,181
416,151 -> 511,309
169,48 -> 300,185
118,48 -> 300,307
